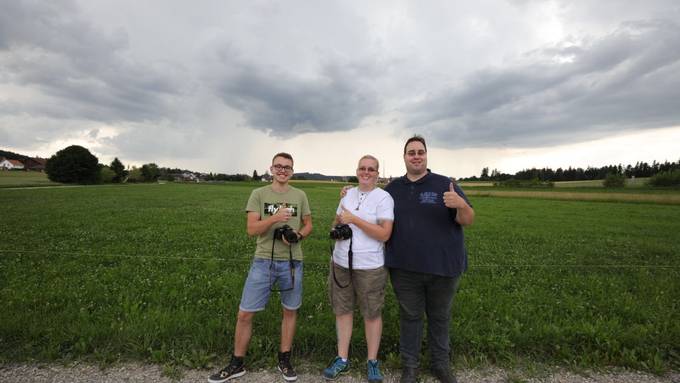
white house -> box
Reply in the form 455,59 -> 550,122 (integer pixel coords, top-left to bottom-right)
0,158 -> 24,170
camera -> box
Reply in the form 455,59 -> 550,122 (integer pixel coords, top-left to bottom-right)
274,224 -> 299,243
329,224 -> 352,240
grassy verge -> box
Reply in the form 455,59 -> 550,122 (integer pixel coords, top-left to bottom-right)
1,183 -> 678,372
0,171 -> 60,188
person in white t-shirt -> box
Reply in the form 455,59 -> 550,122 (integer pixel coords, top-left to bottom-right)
323,155 -> 394,383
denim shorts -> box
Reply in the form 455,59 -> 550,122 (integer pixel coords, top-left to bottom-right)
239,258 -> 303,312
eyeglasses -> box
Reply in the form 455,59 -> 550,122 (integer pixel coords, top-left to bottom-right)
272,164 -> 294,172
406,150 -> 426,156
357,167 -> 377,173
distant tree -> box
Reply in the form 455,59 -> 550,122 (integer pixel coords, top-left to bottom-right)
141,163 -> 160,182
45,145 -> 100,184
110,157 -> 127,183
480,167 -> 489,181
252,169 -> 260,181
603,173 -> 626,188
648,170 -> 680,187
99,165 -> 116,183
347,176 -> 358,183
127,167 -> 143,183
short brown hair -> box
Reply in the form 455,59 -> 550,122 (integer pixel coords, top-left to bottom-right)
403,135 -> 427,154
272,152 -> 294,166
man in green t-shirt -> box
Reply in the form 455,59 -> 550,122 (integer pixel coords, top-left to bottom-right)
209,152 -> 312,383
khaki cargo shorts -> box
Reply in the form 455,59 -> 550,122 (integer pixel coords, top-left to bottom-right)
328,262 -> 388,319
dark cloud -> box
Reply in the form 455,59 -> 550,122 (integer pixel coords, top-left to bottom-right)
0,0 -> 184,123
407,19 -> 680,148
213,52 -> 381,137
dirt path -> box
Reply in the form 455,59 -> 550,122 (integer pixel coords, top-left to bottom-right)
1,363 -> 678,383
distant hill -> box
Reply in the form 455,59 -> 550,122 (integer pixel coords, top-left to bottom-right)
0,149 -> 32,161
292,172 -> 347,181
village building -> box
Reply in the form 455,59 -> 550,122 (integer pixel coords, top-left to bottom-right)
23,157 -> 47,171
0,157 -> 25,170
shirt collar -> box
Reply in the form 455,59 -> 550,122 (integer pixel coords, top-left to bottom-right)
402,169 -> 431,184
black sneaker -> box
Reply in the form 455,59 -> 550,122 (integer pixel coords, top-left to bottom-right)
400,367 -> 419,383
208,357 -> 246,383
431,365 -> 457,383
278,351 -> 298,381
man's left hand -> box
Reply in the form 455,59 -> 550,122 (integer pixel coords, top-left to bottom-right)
443,182 -> 467,209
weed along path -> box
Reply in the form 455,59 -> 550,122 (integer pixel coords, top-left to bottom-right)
1,364 -> 678,383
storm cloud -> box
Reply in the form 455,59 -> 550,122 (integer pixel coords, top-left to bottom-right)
407,19 -> 680,148
0,0 -> 185,123
1,0 -> 679,174
212,54 -> 381,138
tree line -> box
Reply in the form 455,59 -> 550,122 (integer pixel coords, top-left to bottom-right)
465,160 -> 680,182
44,145 -> 254,184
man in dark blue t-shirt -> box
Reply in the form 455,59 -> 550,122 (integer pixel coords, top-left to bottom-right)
384,135 -> 474,383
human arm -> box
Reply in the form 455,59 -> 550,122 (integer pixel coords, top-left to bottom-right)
443,182 -> 475,226
296,214 -> 313,240
337,206 -> 393,242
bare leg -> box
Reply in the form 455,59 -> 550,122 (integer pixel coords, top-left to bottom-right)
336,313 -> 353,359
234,310 -> 255,357
364,316 -> 382,360
280,308 -> 297,352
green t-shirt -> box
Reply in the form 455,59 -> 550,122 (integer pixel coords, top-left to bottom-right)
246,185 -> 311,261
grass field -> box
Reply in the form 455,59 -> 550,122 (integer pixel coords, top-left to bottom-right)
0,170 -> 60,188
1,182 -> 679,373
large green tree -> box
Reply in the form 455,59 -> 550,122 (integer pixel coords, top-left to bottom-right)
45,145 -> 100,184
141,163 -> 160,182
110,157 -> 127,183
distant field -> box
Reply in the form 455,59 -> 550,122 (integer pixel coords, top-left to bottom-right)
1,183 -> 678,372
554,177 -> 650,188
0,171 -> 59,188
458,181 -> 494,187
465,189 -> 680,204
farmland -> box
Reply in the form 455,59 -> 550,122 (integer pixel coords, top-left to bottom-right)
0,171 -> 60,188
0,182 -> 679,373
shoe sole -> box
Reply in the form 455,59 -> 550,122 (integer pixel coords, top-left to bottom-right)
278,366 -> 298,382
323,369 -> 349,381
207,369 -> 246,383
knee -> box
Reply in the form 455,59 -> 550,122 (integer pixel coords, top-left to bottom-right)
399,302 -> 424,321
237,310 -> 255,324
282,308 -> 297,319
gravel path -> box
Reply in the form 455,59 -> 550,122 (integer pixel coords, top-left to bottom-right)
1,363 -> 678,383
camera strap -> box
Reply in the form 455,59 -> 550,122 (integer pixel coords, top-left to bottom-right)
331,237 -> 353,289
270,231 -> 295,292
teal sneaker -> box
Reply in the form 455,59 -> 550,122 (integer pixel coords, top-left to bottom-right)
367,359 -> 384,383
323,356 -> 349,380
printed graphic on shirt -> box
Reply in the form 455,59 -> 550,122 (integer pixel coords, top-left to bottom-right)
264,202 -> 299,216
419,191 -> 438,204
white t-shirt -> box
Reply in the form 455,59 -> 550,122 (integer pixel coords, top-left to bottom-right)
332,187 -> 394,269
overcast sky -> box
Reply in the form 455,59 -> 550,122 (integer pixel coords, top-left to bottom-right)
1,0 -> 679,178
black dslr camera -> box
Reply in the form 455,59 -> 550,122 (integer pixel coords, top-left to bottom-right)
329,224 -> 352,240
274,224 -> 299,243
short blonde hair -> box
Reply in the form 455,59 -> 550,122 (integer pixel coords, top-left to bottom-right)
358,154 -> 379,170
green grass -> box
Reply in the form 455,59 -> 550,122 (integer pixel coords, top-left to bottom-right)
0,171 -> 60,188
0,183 -> 679,373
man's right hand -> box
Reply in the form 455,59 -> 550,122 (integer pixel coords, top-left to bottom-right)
272,205 -> 292,223
340,185 -> 352,197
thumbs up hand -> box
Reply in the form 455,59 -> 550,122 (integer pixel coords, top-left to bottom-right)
443,181 -> 466,208
338,205 -> 355,225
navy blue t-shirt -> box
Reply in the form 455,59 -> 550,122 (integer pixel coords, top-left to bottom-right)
384,171 -> 472,278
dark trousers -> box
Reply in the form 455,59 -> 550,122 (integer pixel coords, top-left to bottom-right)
389,268 -> 460,369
